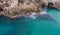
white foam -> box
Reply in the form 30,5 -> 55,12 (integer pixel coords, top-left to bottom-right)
28,11 -> 47,19
28,12 -> 37,19
40,10 -> 47,15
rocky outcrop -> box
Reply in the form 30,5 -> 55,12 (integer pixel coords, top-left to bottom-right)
53,0 -> 60,9
0,0 -> 42,18
0,0 -> 60,18
43,0 -> 60,9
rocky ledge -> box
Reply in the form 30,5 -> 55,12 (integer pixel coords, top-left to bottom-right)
0,0 -> 60,18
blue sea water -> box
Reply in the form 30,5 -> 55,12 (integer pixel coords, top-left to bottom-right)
0,8 -> 60,35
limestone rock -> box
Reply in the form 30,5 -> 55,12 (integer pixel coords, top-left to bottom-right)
0,0 -> 41,18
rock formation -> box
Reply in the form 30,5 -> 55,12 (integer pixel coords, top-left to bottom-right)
0,0 -> 60,18
42,0 -> 60,9
0,0 -> 42,18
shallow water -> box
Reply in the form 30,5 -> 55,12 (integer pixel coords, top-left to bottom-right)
0,8 -> 60,35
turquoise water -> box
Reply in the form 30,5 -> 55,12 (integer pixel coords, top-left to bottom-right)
0,8 -> 60,35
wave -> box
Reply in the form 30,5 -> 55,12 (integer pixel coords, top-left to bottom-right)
23,10 -> 57,24
25,10 -> 48,19
28,12 -> 38,19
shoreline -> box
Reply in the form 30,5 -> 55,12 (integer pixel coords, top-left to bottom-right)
1,10 -> 47,19
0,0 -> 60,19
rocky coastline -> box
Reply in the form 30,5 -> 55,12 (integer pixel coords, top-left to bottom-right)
0,0 -> 60,18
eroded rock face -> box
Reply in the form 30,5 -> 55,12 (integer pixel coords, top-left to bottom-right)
0,0 -> 42,18
48,2 -> 54,8
0,0 -> 60,18
43,0 -> 60,9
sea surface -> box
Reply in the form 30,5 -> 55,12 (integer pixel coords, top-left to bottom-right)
0,8 -> 60,35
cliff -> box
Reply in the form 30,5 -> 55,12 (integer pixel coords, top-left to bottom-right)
0,0 -> 41,18
0,0 -> 60,18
